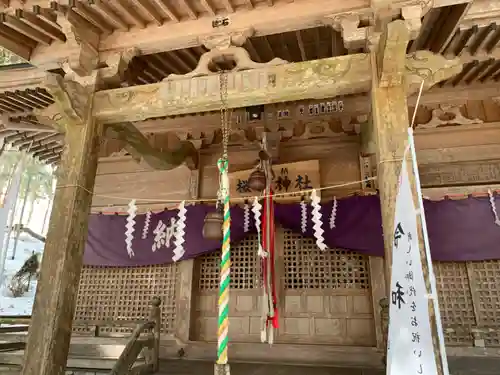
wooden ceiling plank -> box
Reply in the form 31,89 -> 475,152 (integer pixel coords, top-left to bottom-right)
146,53 -> 179,75
16,9 -> 66,42
29,139 -> 60,153
408,8 -> 441,53
132,0 -> 165,26
179,48 -> 200,67
242,39 -> 260,63
167,50 -> 193,72
434,2 -> 472,53
70,0 -> 114,34
199,0 -> 216,16
150,0 -> 179,22
0,32 -> 31,60
1,13 -> 52,45
88,0 -> 129,31
178,0 -> 197,20
295,30 -> 307,61
112,0 -> 146,29
31,0 -> 374,61
221,0 -> 234,13
0,101 -> 14,113
479,60 -> 500,82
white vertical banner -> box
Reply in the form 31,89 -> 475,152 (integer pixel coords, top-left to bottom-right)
386,156 -> 439,375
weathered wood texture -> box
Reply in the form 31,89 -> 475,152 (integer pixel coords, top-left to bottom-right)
21,77 -> 101,375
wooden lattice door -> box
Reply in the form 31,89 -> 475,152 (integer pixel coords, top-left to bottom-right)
192,234 -> 262,342
278,229 -> 376,346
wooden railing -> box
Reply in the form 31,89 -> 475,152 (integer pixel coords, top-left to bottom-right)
0,297 -> 162,374
110,296 -> 161,375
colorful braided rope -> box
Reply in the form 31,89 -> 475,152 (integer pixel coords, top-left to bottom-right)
217,158 -> 231,365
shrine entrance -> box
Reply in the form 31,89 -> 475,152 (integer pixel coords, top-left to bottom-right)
191,228 -> 376,346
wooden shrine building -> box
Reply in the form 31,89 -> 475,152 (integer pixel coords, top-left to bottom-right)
1,0 -> 500,374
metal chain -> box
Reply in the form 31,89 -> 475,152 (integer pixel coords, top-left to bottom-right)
219,70 -> 231,161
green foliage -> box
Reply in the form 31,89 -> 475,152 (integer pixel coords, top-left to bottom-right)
0,47 -> 26,66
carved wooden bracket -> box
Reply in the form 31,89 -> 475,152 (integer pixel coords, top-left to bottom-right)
34,73 -> 94,133
97,48 -> 140,89
51,2 -> 101,77
405,51 -> 463,94
104,122 -> 199,170
417,104 -> 483,129
167,28 -> 287,80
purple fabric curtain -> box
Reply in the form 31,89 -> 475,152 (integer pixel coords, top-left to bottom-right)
84,195 -> 500,267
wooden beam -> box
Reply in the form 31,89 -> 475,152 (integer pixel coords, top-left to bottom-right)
21,73 -> 100,375
30,0 -> 371,66
104,122 -> 199,170
94,52 -> 461,124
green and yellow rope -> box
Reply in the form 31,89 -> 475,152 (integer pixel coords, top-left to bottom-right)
216,158 -> 231,365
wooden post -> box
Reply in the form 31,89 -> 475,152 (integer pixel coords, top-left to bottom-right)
370,19 -> 451,375
21,73 -> 101,375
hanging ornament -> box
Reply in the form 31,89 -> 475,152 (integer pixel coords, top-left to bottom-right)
329,196 -> 338,229
172,201 -> 187,262
142,211 -> 152,239
125,199 -> 137,258
252,196 -> 266,257
202,206 -> 224,241
248,168 -> 267,192
300,196 -> 307,233
243,200 -> 250,233
310,189 -> 327,251
488,190 -> 500,226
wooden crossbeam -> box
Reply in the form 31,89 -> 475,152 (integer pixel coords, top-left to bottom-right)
93,52 -> 462,124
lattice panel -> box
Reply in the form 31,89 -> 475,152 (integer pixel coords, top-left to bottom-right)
196,234 -> 261,291
74,264 -> 177,335
470,260 -> 500,346
283,230 -> 369,289
433,262 -> 475,346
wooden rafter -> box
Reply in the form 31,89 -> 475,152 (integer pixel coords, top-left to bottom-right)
29,0 -> 371,65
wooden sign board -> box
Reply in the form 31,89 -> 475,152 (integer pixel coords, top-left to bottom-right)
229,160 -> 321,202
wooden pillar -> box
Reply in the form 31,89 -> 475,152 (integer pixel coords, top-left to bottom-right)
371,20 -> 461,374
21,73 -> 101,375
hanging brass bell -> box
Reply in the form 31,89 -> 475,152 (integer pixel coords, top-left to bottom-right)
248,169 -> 267,192
202,208 -> 224,241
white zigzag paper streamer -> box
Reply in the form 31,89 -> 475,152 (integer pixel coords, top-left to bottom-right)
300,200 -> 307,233
243,202 -> 250,233
125,199 -> 137,258
172,201 -> 187,262
310,190 -> 327,251
329,197 -> 338,229
142,211 -> 152,239
252,197 -> 266,257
